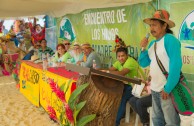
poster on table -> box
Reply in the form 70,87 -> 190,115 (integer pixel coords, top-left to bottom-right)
171,1 -> 194,92
55,3 -> 155,67
39,70 -> 76,119
19,62 -> 41,107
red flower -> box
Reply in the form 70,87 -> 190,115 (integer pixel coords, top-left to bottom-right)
115,35 -> 120,43
56,88 -> 66,103
48,78 -> 58,92
64,103 -> 74,124
48,78 -> 66,103
71,82 -> 76,94
47,106 -> 57,121
115,38 -> 119,43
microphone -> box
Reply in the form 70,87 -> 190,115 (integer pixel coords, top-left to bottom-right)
141,33 -> 150,51
146,33 -> 150,39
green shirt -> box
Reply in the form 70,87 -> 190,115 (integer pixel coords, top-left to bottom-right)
53,53 -> 66,63
53,51 -> 72,63
113,57 -> 144,84
63,52 -> 72,63
0,48 -> 2,54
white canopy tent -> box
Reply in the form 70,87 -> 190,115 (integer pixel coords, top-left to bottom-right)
0,0 -> 152,19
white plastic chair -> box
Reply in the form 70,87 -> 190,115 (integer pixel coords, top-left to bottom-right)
147,107 -> 153,126
125,102 -> 153,126
125,102 -> 130,123
125,102 -> 139,126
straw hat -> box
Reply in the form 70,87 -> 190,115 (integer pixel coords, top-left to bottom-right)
70,42 -> 81,50
9,32 -> 16,37
143,9 -> 175,28
6,41 -> 20,53
71,42 -> 81,49
81,42 -> 92,49
73,42 -> 80,46
0,36 -> 8,41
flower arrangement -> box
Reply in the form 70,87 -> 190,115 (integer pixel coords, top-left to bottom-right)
113,35 -> 130,52
47,78 -> 96,126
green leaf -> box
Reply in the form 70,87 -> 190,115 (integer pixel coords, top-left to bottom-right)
73,101 -> 86,120
59,112 -> 64,124
76,114 -> 96,126
64,79 -> 72,93
60,83 -> 65,91
68,83 -> 89,109
69,100 -> 75,110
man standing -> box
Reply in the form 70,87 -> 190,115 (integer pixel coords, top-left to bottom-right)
139,9 -> 182,126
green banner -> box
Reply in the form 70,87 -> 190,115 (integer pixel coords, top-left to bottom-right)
171,1 -> 194,92
56,3 -> 155,63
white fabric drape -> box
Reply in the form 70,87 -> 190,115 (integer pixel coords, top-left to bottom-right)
0,0 -> 152,19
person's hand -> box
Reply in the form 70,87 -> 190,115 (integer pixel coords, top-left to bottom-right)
141,79 -> 146,84
140,37 -> 149,48
143,86 -> 147,92
101,70 -> 106,72
60,62 -> 65,66
161,90 -> 169,100
144,81 -> 151,86
56,62 -> 61,67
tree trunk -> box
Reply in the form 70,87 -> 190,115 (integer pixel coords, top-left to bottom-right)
76,75 -> 124,126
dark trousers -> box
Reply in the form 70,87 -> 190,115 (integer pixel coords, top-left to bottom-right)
116,84 -> 133,126
129,94 -> 152,124
23,50 -> 34,60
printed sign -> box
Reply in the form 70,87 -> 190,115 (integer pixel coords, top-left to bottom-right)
20,62 -> 41,106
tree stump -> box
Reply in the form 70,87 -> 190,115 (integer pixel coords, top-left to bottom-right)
76,75 -> 124,126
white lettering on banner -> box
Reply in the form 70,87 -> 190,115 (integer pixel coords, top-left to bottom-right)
92,44 -> 112,57
92,29 -> 101,40
127,46 -> 139,59
83,9 -> 128,25
84,8 -> 128,41
84,11 -> 115,25
117,9 -> 127,23
91,28 -> 119,40
92,44 -> 139,59
182,55 -> 194,65
101,28 -> 118,40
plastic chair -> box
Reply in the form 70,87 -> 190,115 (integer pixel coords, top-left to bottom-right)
125,102 -> 139,126
125,102 -> 130,123
147,107 -> 153,126
125,102 -> 153,126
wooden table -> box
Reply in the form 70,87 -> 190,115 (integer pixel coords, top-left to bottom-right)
66,64 -> 141,126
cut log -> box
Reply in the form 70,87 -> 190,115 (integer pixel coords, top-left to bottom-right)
76,75 -> 124,126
